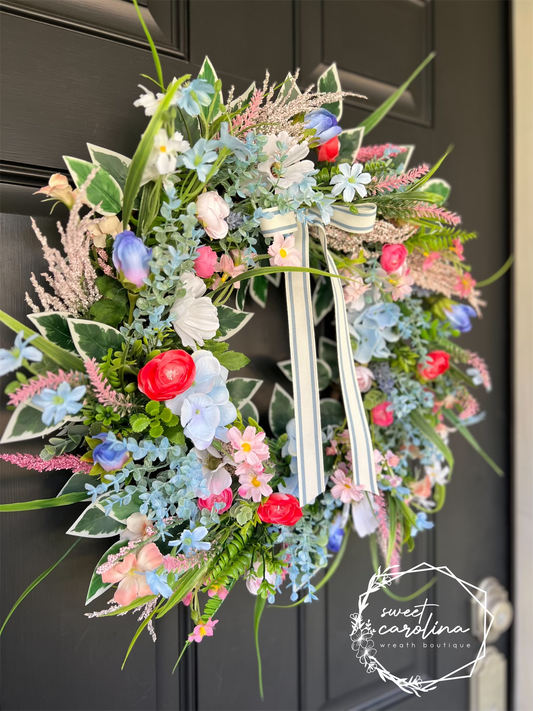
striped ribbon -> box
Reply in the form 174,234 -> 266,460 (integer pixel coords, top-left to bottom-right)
259,205 -> 378,505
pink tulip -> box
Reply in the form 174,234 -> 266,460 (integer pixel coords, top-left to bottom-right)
194,245 -> 218,278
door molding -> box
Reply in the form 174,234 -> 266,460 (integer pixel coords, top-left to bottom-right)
511,2 -> 533,710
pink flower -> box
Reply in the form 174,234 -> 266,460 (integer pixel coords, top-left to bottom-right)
33,173 -> 79,209
228,425 -> 270,466
196,191 -> 230,240
101,543 -> 164,607
422,251 -> 441,270
119,513 -> 151,542
268,232 -> 302,267
207,585 -> 229,600
451,238 -> 465,261
238,469 -> 273,502
325,439 -> 338,456
385,450 -> 400,468
212,253 -> 247,289
246,561 -> 277,595
330,468 -> 365,504
355,366 -> 374,393
182,592 -> 193,607
455,272 -> 476,297
377,263 -> 414,301
380,244 -> 408,273
411,476 -> 432,499
188,619 -> 218,643
373,449 -> 385,474
197,488 -> 233,514
194,245 -> 218,278
343,275 -> 370,306
372,402 -> 394,427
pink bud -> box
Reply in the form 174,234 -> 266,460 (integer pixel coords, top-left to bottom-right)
194,245 -> 218,278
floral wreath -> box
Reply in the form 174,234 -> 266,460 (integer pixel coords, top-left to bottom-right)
0,2 -> 506,691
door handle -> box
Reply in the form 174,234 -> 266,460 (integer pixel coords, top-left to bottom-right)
471,577 -> 513,644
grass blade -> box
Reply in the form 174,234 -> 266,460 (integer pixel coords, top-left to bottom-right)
358,52 -> 436,135
476,254 -> 514,288
210,265 -> 344,297
131,0 -> 164,89
254,595 -> 266,700
0,492 -> 88,512
410,410 -> 454,472
444,410 -> 504,476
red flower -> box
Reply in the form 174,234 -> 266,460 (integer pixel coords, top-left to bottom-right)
417,350 -> 450,380
380,244 -> 408,273
372,402 -> 394,427
317,136 -> 340,163
138,350 -> 196,401
257,493 -> 302,526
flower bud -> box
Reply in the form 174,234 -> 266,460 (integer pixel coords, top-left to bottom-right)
112,231 -> 152,288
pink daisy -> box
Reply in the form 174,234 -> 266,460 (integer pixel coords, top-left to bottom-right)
228,425 -> 270,466
267,232 -> 301,267
238,469 -> 273,502
188,619 -> 218,643
330,468 -> 365,504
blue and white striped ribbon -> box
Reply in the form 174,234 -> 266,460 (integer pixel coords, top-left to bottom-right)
259,205 -> 378,505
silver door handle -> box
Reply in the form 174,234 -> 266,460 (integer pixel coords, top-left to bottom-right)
471,577 -> 513,643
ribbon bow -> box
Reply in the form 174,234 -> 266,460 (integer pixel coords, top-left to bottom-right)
259,204 -> 378,505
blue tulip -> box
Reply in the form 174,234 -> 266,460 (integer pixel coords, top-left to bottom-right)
112,231 -> 152,288
327,515 -> 345,553
445,304 -> 477,333
304,108 -> 342,144
93,432 -> 130,472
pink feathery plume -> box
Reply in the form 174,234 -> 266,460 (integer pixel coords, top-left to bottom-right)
466,351 -> 492,392
369,164 -> 430,194
458,391 -> 481,420
232,88 -> 264,133
96,249 -> 115,278
164,551 -> 208,574
356,143 -> 407,163
84,358 -> 132,412
8,370 -> 84,407
0,453 -> 92,473
410,203 -> 462,226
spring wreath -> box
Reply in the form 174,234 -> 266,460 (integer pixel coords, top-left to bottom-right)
0,8 -> 506,689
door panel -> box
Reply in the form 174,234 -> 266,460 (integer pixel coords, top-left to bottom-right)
0,2 -> 510,710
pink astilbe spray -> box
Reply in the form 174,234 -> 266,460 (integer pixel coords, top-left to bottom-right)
96,248 -> 115,278
164,551 -> 208,574
375,494 -> 402,575
26,171 -> 101,315
410,203 -> 461,226
356,144 -> 407,163
0,453 -> 92,473
232,88 -> 264,133
467,351 -> 492,392
84,358 -> 132,412
369,164 -> 429,194
457,390 -> 481,420
8,369 -> 84,407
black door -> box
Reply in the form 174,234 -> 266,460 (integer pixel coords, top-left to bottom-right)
0,1 -> 511,710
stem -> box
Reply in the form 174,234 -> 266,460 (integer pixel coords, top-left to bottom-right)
131,0 -> 164,89
128,292 -> 140,325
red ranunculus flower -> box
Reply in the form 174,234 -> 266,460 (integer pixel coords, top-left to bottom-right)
417,350 -> 450,380
317,136 -> 340,163
380,244 -> 408,273
372,401 -> 394,427
257,493 -> 302,526
197,488 -> 233,514
138,350 -> 196,401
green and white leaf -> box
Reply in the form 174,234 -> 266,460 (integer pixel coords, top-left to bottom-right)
227,378 -> 263,408
278,72 -> 302,103
57,472 -> 94,497
240,400 -> 259,424
268,383 -> 294,438
68,319 -> 125,361
422,178 -> 451,205
0,402 -> 65,444
86,539 -> 125,605
320,398 -> 345,427
265,271 -> 282,287
217,305 -> 254,341
63,156 -> 123,215
317,63 -> 342,119
312,277 -> 334,325
389,145 -> 415,173
337,127 -> 365,163
67,500 -> 126,538
87,143 -> 131,190
250,275 -> 268,308
234,281 -> 249,312
198,56 -> 223,119
109,491 -> 144,522
277,358 -> 332,392
28,311 -> 76,353
319,336 -> 340,383
229,82 -> 256,110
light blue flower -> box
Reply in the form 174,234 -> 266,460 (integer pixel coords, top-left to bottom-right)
180,139 -> 219,182
0,331 -> 42,376
170,525 -> 211,557
348,302 -> 401,364
146,570 -> 173,598
411,512 -> 434,538
32,381 -> 86,426
214,122 -> 251,160
92,433 -> 130,472
330,163 -> 372,202
175,79 -> 215,116
304,108 -> 342,144
445,304 -> 477,333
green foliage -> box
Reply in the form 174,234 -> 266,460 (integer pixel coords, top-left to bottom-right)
129,403 -> 181,441
63,157 -> 122,215
363,389 -> 387,410
268,383 -> 294,437
317,63 -> 342,119
217,350 -> 250,371
408,225 -> 478,253
90,276 -> 128,328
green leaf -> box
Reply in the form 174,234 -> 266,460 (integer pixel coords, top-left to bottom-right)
63,157 -> 122,215
0,402 -> 67,445
210,265 -> 344,296
312,277 -> 334,325
164,424 -> 185,446
318,336 -> 339,383
0,492 -> 88,512
254,595 -> 267,700
235,281 -> 249,312
86,539 -> 125,605
320,398 -> 345,427
363,389 -> 387,410
87,144 -> 131,190
422,178 -> 451,204
27,311 -> 76,352
388,145 -> 415,173
57,472 -> 95,497
149,423 -> 164,438
198,56 -> 223,119
130,413 -> 151,432
0,539 -> 80,636
122,78 -> 186,228
240,401 -> 259,425
337,127 -> 365,163
277,359 -> 332,392
250,275 -> 268,308
226,378 -> 262,408
217,305 -> 254,341
443,410 -> 503,476
0,309 -> 84,372
217,350 -> 250,371
268,383 -> 294,438
265,271 -> 282,287
68,318 -> 125,361
317,63 -> 342,119
359,52 -> 435,135
89,298 -> 128,329
66,501 -> 126,538
411,410 -> 454,472
145,400 -> 161,417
